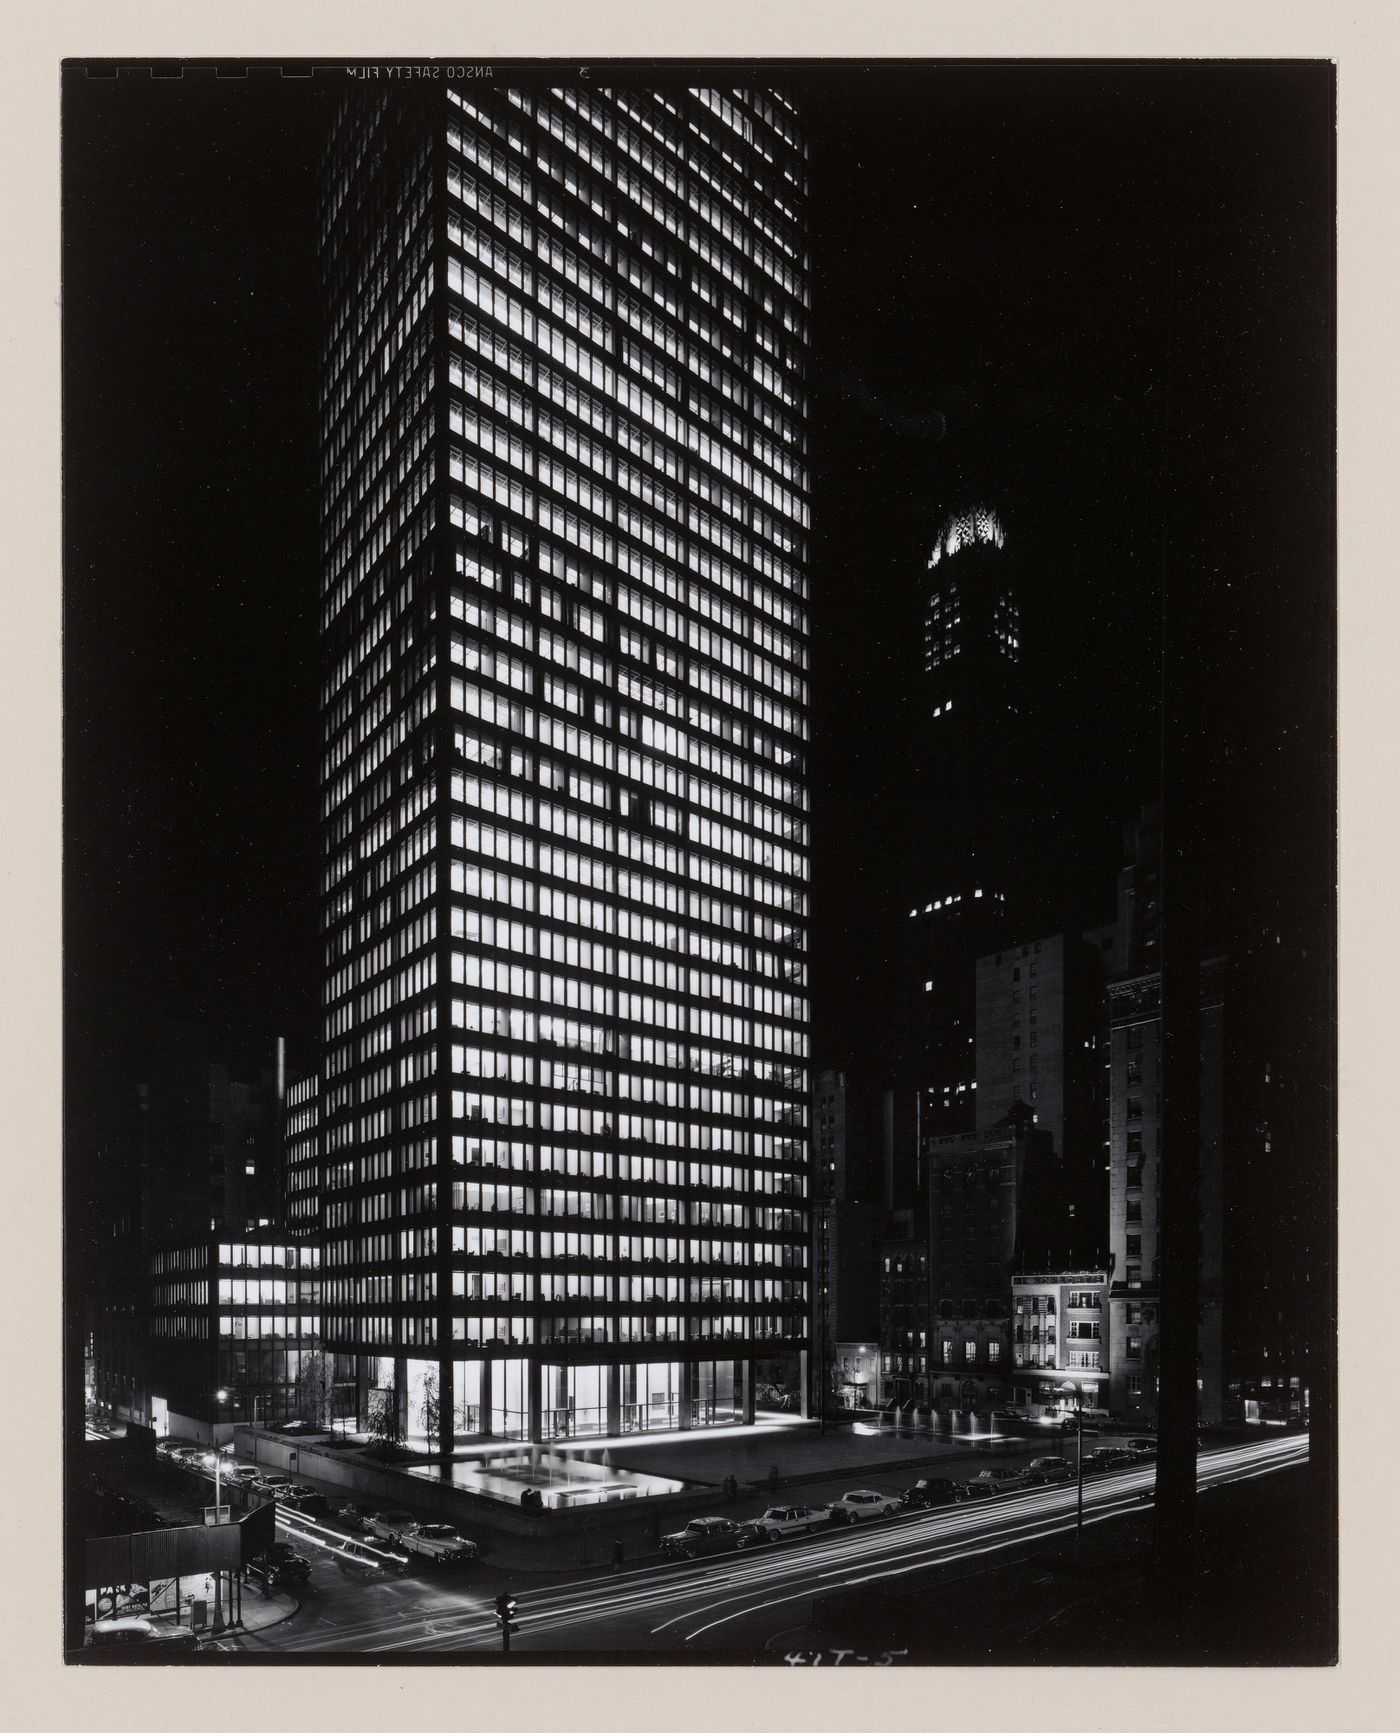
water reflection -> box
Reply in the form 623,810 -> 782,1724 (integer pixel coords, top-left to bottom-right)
406,1448 -> 691,1508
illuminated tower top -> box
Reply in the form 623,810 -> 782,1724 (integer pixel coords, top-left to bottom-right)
922,504 -> 1020,696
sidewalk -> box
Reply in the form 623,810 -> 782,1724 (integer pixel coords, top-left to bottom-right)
218,1587 -> 299,1639
155,1576 -> 298,1641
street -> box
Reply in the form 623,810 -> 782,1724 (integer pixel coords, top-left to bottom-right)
215,1432 -> 1308,1657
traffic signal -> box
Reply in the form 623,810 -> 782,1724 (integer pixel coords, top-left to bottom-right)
495,1591 -> 520,1650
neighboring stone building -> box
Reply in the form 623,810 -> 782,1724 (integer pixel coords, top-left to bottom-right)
812,1069 -> 882,1412
1010,1268 -> 1110,1419
1102,805 -> 1227,1426
922,1104 -> 1057,1413
877,1213 -> 929,1406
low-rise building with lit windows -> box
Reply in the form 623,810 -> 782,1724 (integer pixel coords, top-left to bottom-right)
1009,1268 -> 1109,1418
877,1217 -> 929,1407
103,1233 -> 324,1444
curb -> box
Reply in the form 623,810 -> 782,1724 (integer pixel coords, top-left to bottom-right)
210,1591 -> 301,1643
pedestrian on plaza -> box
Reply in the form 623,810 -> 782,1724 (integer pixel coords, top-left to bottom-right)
768,1464 -> 780,1493
611,1539 -> 624,1574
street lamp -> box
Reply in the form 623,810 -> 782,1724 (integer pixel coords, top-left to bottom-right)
1057,1380 -> 1085,1554
214,1389 -> 231,1516
211,1389 -> 233,1634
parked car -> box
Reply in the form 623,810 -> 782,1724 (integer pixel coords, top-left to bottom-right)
251,1474 -> 292,1495
87,1616 -> 198,1649
828,1489 -> 902,1523
963,1466 -> 1032,1499
335,1503 -> 375,1531
365,1509 -> 420,1542
249,1542 -> 312,1588
398,1523 -> 479,1566
1123,1437 -> 1158,1456
285,1491 -> 331,1517
660,1517 -> 746,1559
1083,1448 -> 1137,1474
900,1477 -> 963,1510
1025,1456 -> 1074,1485
736,1505 -> 828,1544
991,1407 -> 1031,1423
227,1465 -> 260,1484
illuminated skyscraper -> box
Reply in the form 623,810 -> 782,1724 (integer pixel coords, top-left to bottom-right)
316,85 -> 812,1448
897,505 -> 1025,1134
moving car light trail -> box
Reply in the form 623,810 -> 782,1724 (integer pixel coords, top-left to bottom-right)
274,1433 -> 1308,1654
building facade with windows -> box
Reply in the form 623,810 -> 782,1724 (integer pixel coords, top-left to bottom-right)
136,1025 -> 289,1249
1103,805 -> 1225,1425
921,1106 -> 1052,1412
92,1233 -> 323,1445
896,506 -> 1024,1135
1009,1268 -> 1110,1419
877,1214 -> 929,1408
812,1069 -> 881,1412
284,1071 -> 321,1240
316,84 -> 812,1448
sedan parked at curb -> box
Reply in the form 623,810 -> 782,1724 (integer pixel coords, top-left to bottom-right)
1084,1447 -> 1139,1474
87,1616 -> 198,1649
963,1466 -> 1032,1499
900,1477 -> 963,1510
736,1505 -> 828,1544
1025,1456 -> 1074,1485
828,1490 -> 902,1523
661,1517 -> 747,1559
365,1509 -> 420,1542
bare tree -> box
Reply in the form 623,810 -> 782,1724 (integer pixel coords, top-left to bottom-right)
418,1371 -> 440,1446
365,1384 -> 402,1459
296,1349 -> 333,1428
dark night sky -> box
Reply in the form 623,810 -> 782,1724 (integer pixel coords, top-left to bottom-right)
61,60 -> 1335,1115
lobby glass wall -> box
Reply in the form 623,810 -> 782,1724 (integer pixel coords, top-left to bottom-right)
543,1362 -> 607,1438
454,1358 -> 485,1438
491,1356 -> 530,1440
692,1358 -> 741,1426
